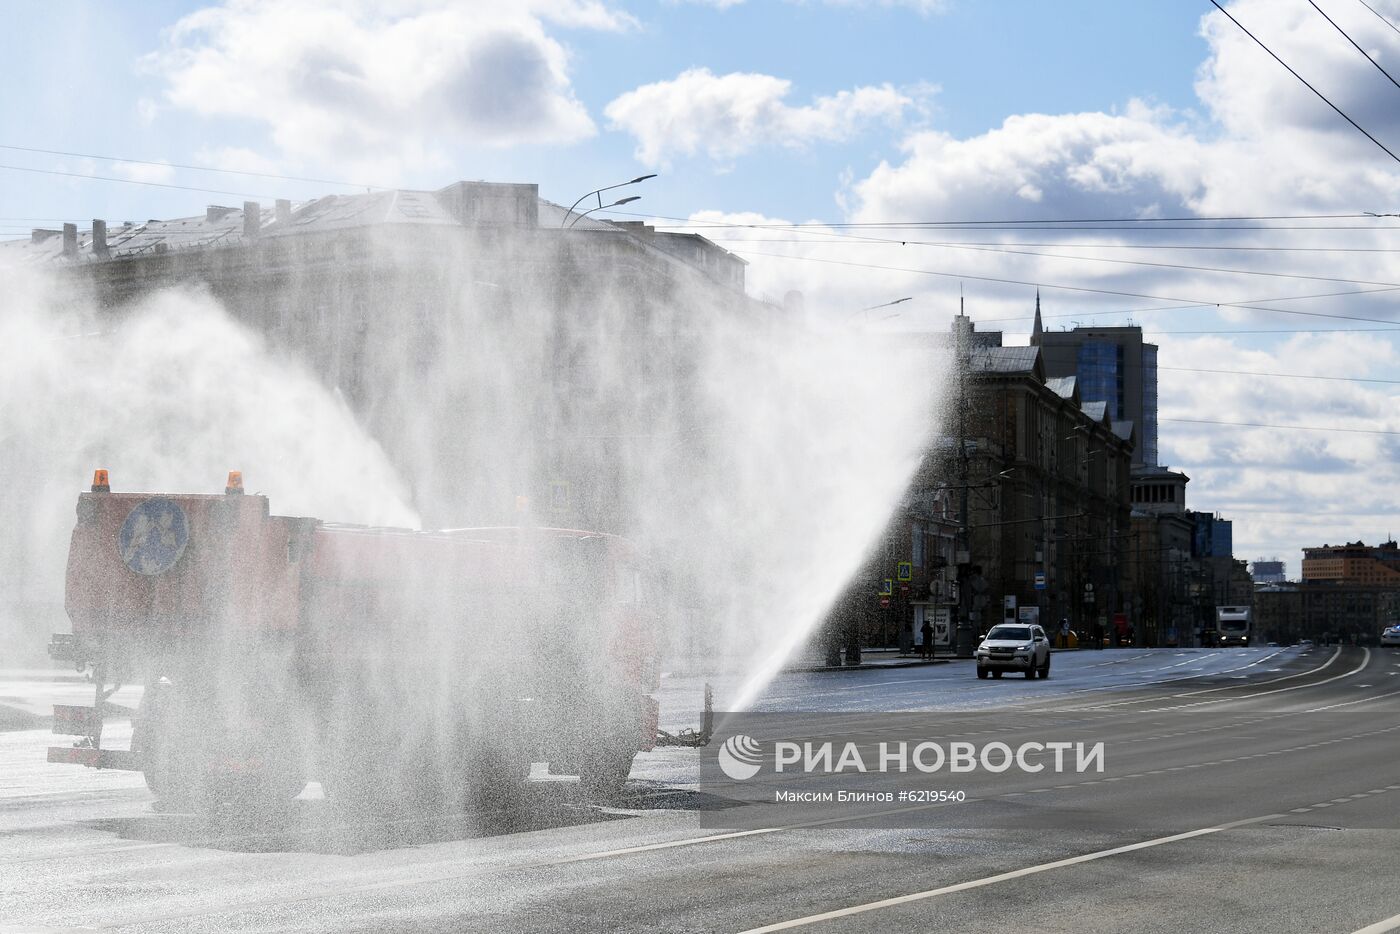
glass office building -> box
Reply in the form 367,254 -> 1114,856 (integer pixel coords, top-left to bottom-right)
1036,321 -> 1159,467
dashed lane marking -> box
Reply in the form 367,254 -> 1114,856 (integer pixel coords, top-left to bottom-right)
734,813 -> 1287,933
1350,910 -> 1400,934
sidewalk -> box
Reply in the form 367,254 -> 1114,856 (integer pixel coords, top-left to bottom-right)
783,648 -> 956,674
0,668 -> 90,683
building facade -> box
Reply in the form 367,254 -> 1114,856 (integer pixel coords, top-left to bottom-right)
954,316 -> 1135,646
1,182 -> 766,534
1302,541 -> 1400,586
1126,467 -> 1197,645
1,181 -> 780,663
1031,300 -> 1159,467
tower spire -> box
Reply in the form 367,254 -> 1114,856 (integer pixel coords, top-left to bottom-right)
1032,288 -> 1044,344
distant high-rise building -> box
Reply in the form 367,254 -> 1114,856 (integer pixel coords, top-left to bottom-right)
1251,559 -> 1287,584
1302,540 -> 1400,586
1031,296 -> 1159,466
1192,512 -> 1233,559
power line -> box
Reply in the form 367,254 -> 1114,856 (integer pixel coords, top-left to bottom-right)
1356,0 -> 1400,38
613,208 -> 1384,228
1148,326 -> 1400,334
1162,417 -> 1400,435
707,231 -> 1400,291
0,163 -> 277,200
1208,0 -> 1400,166
1308,0 -> 1400,93
0,144 -> 379,191
702,235 -> 1400,254
1159,365 -> 1400,385
730,248 -> 1400,326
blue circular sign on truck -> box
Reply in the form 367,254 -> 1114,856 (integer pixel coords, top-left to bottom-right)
118,498 -> 189,576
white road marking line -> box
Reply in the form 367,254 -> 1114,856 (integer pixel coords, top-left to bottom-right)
735,813 -> 1285,933
1023,648 -> 1289,711
1350,911 -> 1400,934
1143,649 -> 1369,713
1306,682 -> 1400,712
549,827 -> 783,864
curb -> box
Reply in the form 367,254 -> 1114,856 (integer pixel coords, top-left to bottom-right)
784,658 -> 953,674
0,671 -> 91,684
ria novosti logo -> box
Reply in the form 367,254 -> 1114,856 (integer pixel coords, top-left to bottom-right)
713,734 -> 1105,779
717,734 -> 764,780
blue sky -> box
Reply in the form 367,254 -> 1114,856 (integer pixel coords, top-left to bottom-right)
2,0 -> 1398,574
0,2 -> 1213,224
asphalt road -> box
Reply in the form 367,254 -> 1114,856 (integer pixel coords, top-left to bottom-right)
4,646 -> 1400,933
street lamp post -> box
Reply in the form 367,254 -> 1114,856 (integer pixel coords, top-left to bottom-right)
567,195 -> 642,228
845,296 -> 912,325
561,174 -> 657,227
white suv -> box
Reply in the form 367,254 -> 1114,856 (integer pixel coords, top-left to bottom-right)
976,624 -> 1051,679
1381,625 -> 1400,648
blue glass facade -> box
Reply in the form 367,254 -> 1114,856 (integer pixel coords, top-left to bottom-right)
1075,341 -> 1122,415
1193,513 -> 1233,558
1038,327 -> 1160,467
1142,344 -> 1158,466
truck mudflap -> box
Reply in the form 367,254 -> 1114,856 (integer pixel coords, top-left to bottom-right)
49,700 -> 142,771
46,745 -> 139,770
47,666 -> 141,772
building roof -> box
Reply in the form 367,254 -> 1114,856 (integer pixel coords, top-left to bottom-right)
968,345 -> 1039,374
1081,400 -> 1108,422
1045,375 -> 1077,399
1131,465 -> 1190,483
1111,419 -> 1135,441
0,181 -> 740,275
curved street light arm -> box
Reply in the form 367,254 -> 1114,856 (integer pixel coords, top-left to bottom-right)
562,174 -> 658,227
567,195 -> 642,229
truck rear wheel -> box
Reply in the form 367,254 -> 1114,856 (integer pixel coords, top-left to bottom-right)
465,748 -> 532,814
579,750 -> 636,799
136,679 -> 305,814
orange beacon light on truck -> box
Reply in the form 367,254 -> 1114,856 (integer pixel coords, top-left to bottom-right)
225,470 -> 244,495
91,469 -> 110,493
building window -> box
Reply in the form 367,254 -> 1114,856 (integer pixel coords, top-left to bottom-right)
1076,340 -> 1119,413
1142,344 -> 1159,465
912,522 -> 926,568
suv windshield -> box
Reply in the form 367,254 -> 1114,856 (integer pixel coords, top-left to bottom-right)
986,626 -> 1031,641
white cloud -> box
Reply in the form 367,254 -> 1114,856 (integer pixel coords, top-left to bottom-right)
1153,331 -> 1400,572
112,160 -> 176,184
666,2 -> 1400,568
679,0 -> 948,13
853,103 -> 1209,226
143,0 -> 621,179
605,68 -> 916,166
195,145 -> 283,177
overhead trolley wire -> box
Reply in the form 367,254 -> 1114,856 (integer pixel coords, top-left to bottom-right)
0,143 -> 381,191
1209,0 -> 1400,166
1356,0 -> 1400,38
0,163 -> 279,200
1308,0 -> 1400,92
703,232 -> 1400,290
1162,417 -> 1400,435
730,248 -> 1400,326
